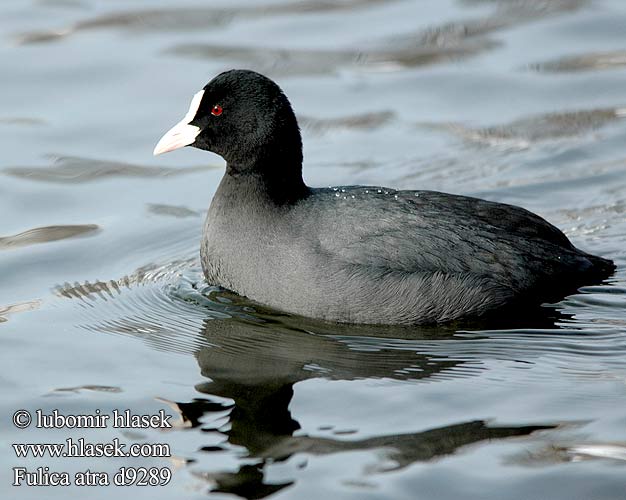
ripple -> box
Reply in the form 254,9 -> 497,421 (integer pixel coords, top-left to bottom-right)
440,107 -> 626,148
51,247 -> 626,386
427,327 -> 626,385
190,418 -> 554,495
0,224 -> 99,250
0,300 -> 41,323
554,201 -> 626,240
531,50 -> 626,73
13,0 -> 392,45
167,39 -> 500,76
400,152 -> 626,206
14,0 -> 591,47
167,0 -> 588,75
49,384 -> 123,395
146,204 -> 201,218
55,262 -> 229,355
54,257 -> 487,382
165,0 -> 594,76
299,111 -> 395,135
510,438 -> 626,465
0,116 -> 47,127
3,155 -> 214,184
55,258 -> 200,300
567,443 -> 626,462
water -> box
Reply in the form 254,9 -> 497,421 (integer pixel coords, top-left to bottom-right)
1,0 -> 626,498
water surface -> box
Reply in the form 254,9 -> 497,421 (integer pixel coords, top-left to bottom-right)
1,0 -> 626,499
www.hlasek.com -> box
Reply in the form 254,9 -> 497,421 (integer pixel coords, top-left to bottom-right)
12,409 -> 174,487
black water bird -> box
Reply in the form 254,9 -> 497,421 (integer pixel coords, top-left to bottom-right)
154,69 -> 614,325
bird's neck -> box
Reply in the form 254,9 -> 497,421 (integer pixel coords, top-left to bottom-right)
222,155 -> 310,207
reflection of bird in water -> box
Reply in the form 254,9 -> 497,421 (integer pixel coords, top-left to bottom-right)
162,315 -> 553,499
59,278 -> 561,499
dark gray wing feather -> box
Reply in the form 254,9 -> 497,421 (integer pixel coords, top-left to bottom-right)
304,186 -> 595,295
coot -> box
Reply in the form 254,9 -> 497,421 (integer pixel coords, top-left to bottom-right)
154,69 -> 614,324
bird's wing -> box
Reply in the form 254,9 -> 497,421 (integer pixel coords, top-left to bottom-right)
305,186 -> 580,292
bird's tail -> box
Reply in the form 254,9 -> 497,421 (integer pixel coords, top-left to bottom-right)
581,252 -> 616,281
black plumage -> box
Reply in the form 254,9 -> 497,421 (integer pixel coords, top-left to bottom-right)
155,69 -> 614,324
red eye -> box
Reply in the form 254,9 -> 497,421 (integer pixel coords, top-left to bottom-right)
211,104 -> 223,116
